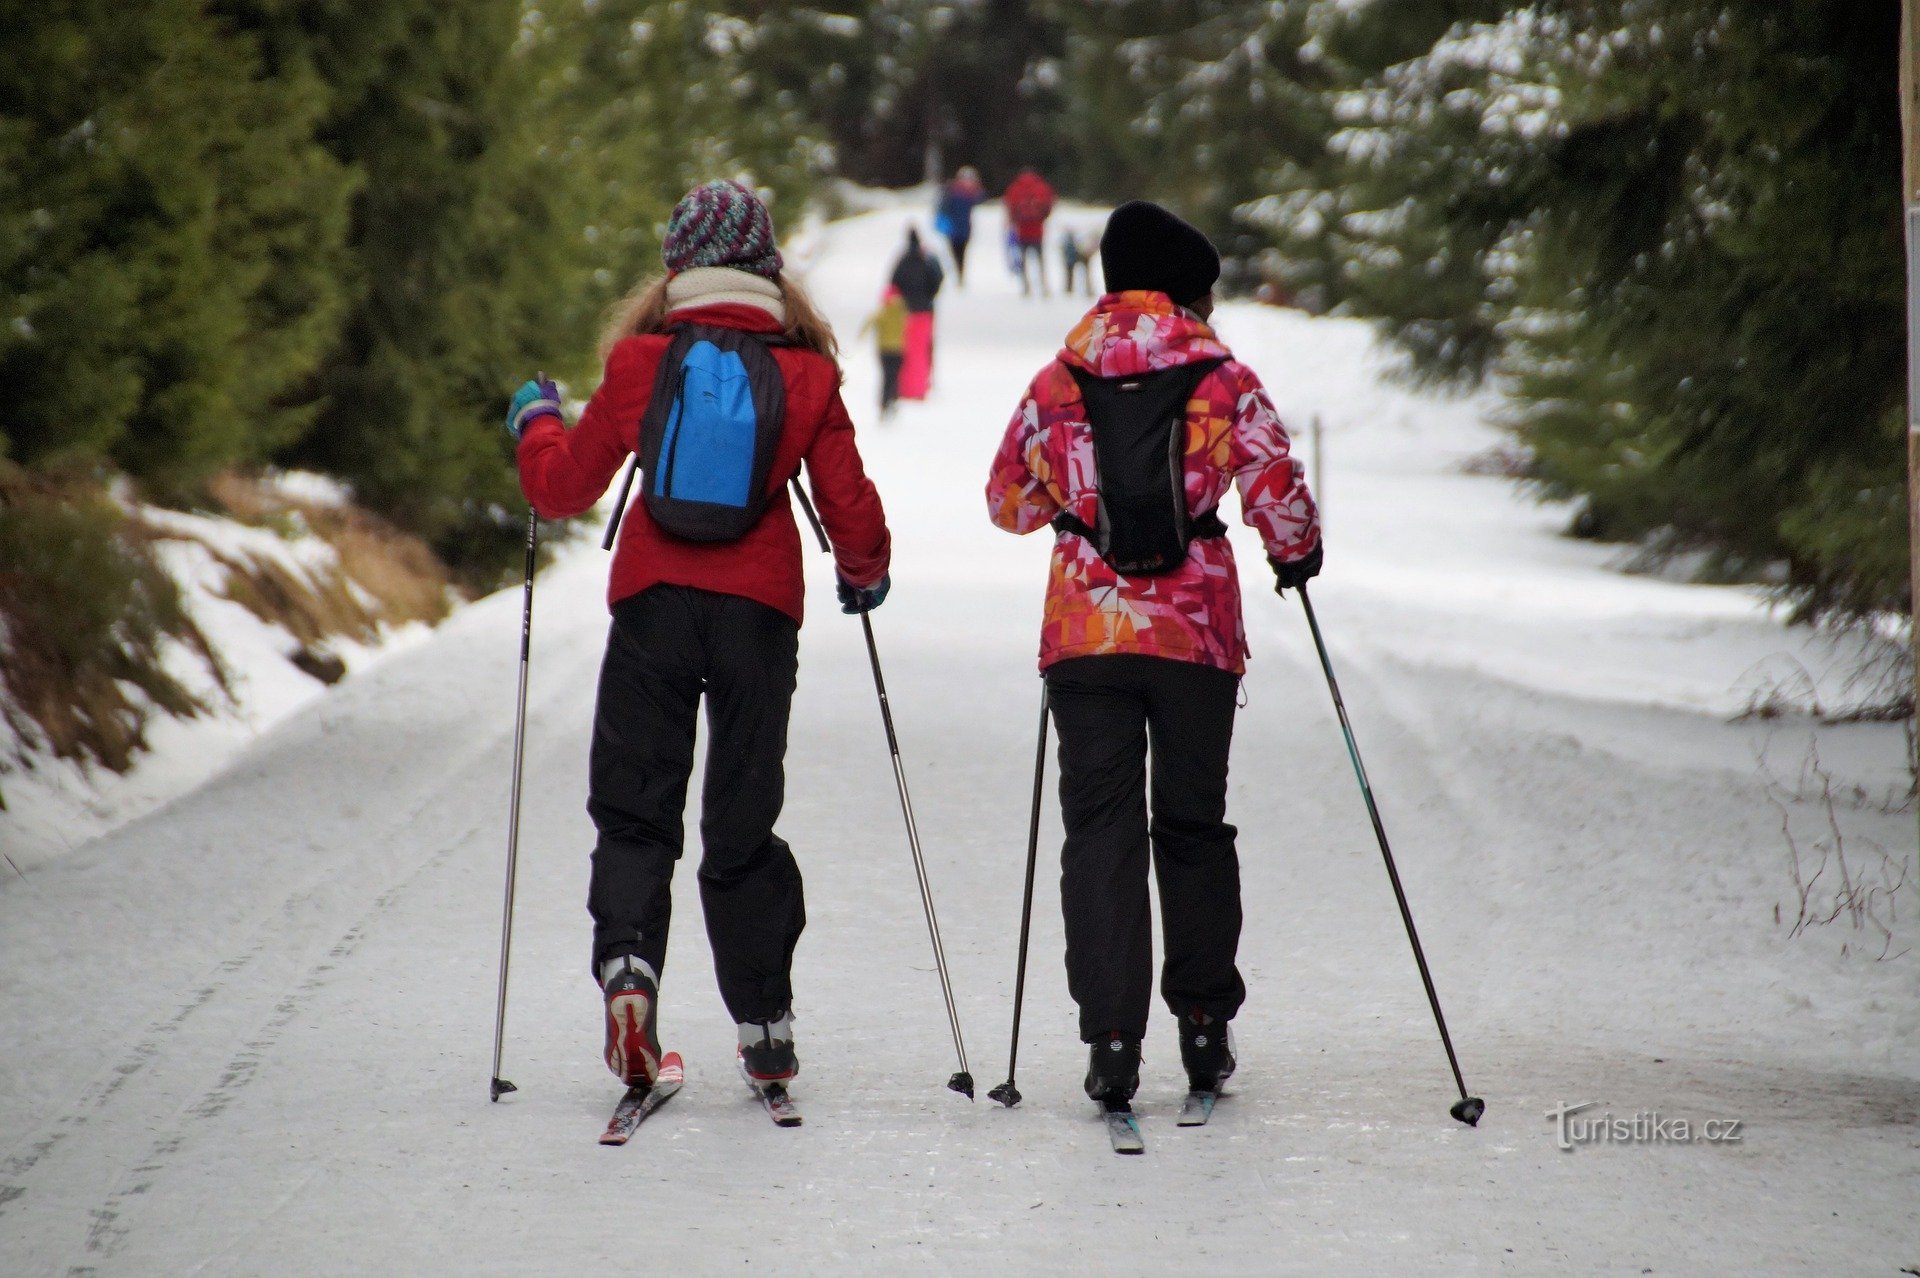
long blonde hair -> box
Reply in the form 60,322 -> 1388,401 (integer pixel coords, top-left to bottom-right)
598,271 -> 840,367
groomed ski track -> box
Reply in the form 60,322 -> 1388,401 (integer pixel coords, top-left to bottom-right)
2,196 -> 1916,1276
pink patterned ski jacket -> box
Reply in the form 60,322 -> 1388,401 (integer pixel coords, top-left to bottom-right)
985,291 -> 1320,675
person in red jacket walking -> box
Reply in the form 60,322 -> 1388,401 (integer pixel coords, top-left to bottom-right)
984,201 -> 1321,1107
1003,167 -> 1056,298
508,180 -> 892,1100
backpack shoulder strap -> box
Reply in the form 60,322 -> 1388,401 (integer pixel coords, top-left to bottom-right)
1175,355 -> 1228,396
1168,357 -> 1228,533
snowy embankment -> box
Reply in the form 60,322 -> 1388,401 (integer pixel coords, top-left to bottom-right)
1,193 -> 1915,1276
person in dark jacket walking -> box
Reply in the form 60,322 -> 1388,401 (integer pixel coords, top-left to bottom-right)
984,200 -> 1321,1106
888,228 -> 945,399
935,166 -> 985,285
509,179 -> 893,1102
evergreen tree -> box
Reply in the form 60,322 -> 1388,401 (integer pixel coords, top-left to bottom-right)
1250,1 -> 1908,621
0,2 -> 353,492
526,0 -> 827,351
1045,0 -> 1331,284
272,0 -> 575,585
846,0 -> 1070,190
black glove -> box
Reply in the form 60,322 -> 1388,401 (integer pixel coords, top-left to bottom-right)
836,572 -> 891,615
1269,542 -> 1322,596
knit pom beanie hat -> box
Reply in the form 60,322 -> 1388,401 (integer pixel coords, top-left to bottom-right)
661,180 -> 784,278
1099,200 -> 1220,307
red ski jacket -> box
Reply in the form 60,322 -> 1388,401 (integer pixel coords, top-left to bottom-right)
1004,172 -> 1056,246
516,303 -> 891,625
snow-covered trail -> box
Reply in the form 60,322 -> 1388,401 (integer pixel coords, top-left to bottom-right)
3,198 -> 1917,1276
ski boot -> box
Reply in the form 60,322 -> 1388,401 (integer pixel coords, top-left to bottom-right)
600,955 -> 661,1089
738,1014 -> 799,1092
1178,1010 -> 1236,1093
1084,1032 -> 1142,1104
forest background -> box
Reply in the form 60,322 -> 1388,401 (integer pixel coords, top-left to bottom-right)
1,0 -> 1908,788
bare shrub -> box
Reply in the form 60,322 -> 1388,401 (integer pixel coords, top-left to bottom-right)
1762,737 -> 1911,961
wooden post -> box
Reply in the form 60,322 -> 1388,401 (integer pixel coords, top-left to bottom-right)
1902,1 -> 1920,842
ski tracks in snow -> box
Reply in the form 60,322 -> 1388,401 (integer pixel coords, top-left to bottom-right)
0,572 -> 603,1273
10,824 -> 484,1272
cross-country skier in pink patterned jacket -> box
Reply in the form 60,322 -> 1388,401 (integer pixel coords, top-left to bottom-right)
984,200 -> 1321,1107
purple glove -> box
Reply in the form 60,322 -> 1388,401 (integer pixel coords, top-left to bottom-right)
506,377 -> 561,440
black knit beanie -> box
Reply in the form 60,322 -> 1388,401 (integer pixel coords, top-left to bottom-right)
1099,200 -> 1220,307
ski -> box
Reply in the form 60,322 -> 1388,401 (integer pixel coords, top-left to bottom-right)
1177,1090 -> 1217,1127
598,1052 -> 684,1146
752,1081 -> 804,1127
739,1059 -> 803,1127
1102,1100 -> 1144,1154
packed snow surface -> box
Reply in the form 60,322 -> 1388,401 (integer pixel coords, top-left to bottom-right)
2,194 -> 1915,1276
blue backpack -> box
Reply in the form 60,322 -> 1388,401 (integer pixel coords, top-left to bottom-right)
628,322 -> 788,543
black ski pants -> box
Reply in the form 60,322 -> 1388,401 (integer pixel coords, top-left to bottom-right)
878,352 -> 903,412
1045,654 -> 1246,1043
944,233 -> 970,284
586,585 -> 804,1025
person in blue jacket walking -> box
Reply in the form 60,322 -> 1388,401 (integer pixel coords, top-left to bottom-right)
934,166 -> 985,285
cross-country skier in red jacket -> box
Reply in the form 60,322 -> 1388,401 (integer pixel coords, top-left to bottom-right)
507,180 -> 891,1102
1003,167 -> 1057,298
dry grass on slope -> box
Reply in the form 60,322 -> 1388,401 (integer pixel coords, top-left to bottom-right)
0,468 -> 456,802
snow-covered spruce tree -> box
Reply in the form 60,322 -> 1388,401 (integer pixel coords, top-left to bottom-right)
1277,1 -> 1909,624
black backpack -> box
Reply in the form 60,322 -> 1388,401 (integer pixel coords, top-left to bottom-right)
622,322 -> 789,543
1052,357 -> 1227,576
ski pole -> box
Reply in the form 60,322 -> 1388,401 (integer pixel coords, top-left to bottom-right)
603,455 -> 639,550
1296,583 -> 1484,1127
791,481 -> 975,1099
987,690 -> 1049,1108
491,504 -> 540,1101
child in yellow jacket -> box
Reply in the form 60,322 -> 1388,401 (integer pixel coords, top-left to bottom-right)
859,286 -> 907,418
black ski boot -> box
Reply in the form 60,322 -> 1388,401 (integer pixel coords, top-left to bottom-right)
1178,1010 -> 1236,1093
1084,1032 -> 1142,1103
738,1015 -> 798,1091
